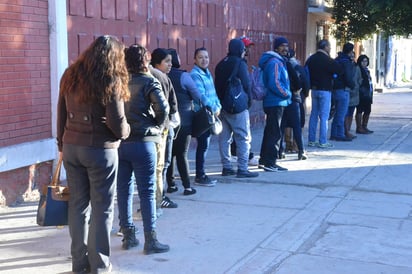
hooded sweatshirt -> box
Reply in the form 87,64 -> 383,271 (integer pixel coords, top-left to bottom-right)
259,51 -> 291,107
215,39 -> 251,105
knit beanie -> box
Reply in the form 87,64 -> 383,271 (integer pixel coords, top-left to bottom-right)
273,37 -> 288,50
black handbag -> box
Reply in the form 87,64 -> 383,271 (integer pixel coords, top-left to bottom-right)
37,155 -> 70,226
192,106 -> 215,137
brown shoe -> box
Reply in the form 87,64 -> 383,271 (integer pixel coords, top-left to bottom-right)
356,127 -> 369,134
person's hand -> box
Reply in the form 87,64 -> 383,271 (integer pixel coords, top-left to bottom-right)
169,112 -> 181,128
215,109 -> 220,116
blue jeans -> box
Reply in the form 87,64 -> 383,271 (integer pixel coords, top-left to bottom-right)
259,106 -> 284,166
308,89 -> 332,145
63,144 -> 117,273
330,89 -> 350,138
218,110 -> 251,172
196,129 -> 211,178
117,141 -> 157,233
162,126 -> 174,190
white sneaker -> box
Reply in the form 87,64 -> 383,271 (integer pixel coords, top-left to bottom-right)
248,156 -> 259,166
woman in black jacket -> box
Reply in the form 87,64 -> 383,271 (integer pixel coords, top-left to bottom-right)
116,44 -> 170,254
356,54 -> 374,134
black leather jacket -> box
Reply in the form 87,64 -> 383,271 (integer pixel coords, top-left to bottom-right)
124,72 -> 169,143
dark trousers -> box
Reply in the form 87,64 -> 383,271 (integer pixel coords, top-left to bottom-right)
259,106 -> 284,166
63,144 -> 117,273
195,129 -> 211,178
167,125 -> 192,188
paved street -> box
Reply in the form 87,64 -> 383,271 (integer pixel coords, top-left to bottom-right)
1,85 -> 412,274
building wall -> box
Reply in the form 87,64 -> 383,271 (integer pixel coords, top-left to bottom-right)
0,0 -> 308,206
66,0 -> 308,72
0,0 -> 53,205
0,0 -> 51,147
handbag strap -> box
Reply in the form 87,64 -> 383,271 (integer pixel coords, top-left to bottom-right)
50,154 -> 63,187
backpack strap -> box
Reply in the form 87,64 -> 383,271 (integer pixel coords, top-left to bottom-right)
228,59 -> 242,81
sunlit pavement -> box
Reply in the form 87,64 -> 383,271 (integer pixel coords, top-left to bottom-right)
1,85 -> 412,274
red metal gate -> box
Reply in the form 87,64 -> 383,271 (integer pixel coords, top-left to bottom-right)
66,0 -> 307,71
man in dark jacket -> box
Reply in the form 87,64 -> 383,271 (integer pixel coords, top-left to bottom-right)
330,42 -> 356,141
306,39 -> 342,148
215,38 -> 258,178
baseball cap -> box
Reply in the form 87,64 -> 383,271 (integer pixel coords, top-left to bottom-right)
240,36 -> 255,47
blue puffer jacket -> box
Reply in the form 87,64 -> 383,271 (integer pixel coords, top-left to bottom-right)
259,51 -> 291,107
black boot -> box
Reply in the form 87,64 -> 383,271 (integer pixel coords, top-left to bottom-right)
144,231 -> 170,255
298,150 -> 307,160
362,114 -> 374,133
356,113 -> 368,134
121,226 -> 139,250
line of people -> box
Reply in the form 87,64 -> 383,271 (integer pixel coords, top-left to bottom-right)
307,39 -> 374,150
56,35 -> 374,273
56,36 -> 259,273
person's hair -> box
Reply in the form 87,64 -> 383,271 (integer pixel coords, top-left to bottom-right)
168,48 -> 180,68
60,35 -> 130,105
317,39 -> 330,50
125,44 -> 149,74
151,48 -> 170,66
194,47 -> 207,58
357,54 -> 369,67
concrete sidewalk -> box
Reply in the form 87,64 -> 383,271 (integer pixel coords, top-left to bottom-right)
1,85 -> 412,274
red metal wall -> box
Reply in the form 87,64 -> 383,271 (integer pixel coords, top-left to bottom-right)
66,0 -> 308,71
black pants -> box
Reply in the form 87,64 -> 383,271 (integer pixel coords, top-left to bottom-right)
259,106 -> 284,166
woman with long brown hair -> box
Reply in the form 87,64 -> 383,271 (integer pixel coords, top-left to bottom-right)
57,35 -> 130,273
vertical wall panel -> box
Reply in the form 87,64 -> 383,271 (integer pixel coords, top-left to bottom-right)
191,0 -> 196,26
183,0 -> 191,26
186,38 -> 195,66
116,0 -> 129,20
173,0 -> 183,25
102,0 -> 115,19
207,3 -> 215,28
199,2 -> 207,27
85,0 -> 99,17
129,0 -> 139,21
68,0 -> 85,16
163,0 -> 172,25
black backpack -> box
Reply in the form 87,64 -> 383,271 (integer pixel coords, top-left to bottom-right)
221,60 -> 248,114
